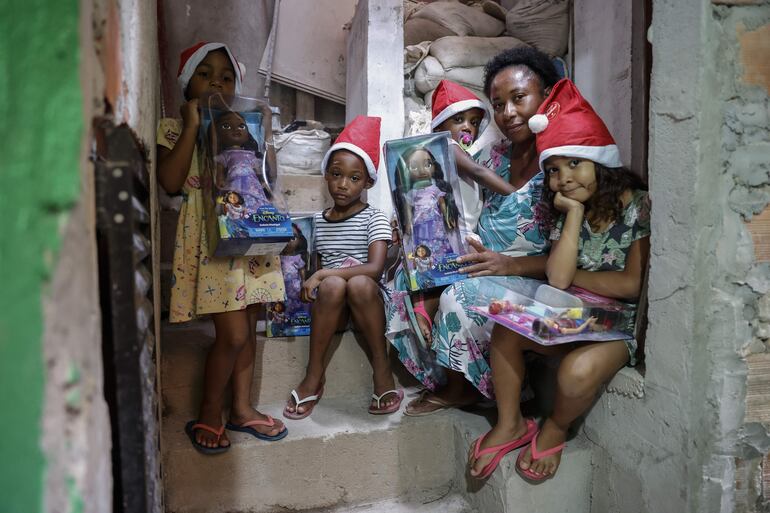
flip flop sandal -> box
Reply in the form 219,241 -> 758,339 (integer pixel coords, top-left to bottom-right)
404,389 -> 458,417
283,386 -> 324,420
185,420 -> 230,455
226,415 -> 288,442
515,432 -> 566,484
368,389 -> 405,415
470,418 -> 538,479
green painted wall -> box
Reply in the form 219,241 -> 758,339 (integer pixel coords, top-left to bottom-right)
0,0 -> 83,511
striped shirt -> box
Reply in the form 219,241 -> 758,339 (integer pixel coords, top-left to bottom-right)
314,205 -> 391,269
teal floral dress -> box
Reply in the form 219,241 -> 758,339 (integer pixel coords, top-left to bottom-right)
548,188 -> 652,364
385,138 -> 549,396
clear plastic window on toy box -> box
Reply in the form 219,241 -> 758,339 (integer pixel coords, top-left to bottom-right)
266,214 -> 314,337
384,132 -> 469,292
468,276 -> 637,345
199,93 -> 293,257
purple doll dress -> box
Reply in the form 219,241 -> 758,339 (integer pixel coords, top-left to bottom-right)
406,182 -> 454,257
280,253 -> 306,313
216,148 -> 270,215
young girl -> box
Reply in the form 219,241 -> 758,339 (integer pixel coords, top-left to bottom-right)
157,42 -> 287,454
284,116 -> 403,418
467,79 -> 650,481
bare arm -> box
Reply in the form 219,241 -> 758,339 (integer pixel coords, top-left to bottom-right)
454,145 -> 515,195
301,240 -> 388,301
570,237 -> 650,300
158,100 -> 200,194
545,195 -> 584,289
457,237 -> 547,278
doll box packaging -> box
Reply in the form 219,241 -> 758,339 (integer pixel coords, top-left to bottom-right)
200,93 -> 293,257
469,276 -> 636,346
384,132 -> 470,292
266,215 -> 314,337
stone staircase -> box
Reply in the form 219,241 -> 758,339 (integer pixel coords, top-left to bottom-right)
159,175 -> 596,513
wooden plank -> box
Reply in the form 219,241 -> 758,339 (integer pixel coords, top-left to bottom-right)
745,353 -> 770,424
746,207 -> 770,262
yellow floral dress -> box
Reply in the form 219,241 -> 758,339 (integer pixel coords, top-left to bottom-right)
158,118 -> 285,323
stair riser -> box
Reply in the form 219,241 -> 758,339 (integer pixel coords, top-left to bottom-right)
163,417 -> 455,513
162,327 -> 404,418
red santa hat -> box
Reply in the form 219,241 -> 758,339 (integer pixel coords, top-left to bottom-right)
528,78 -> 622,171
177,41 -> 245,97
321,116 -> 382,183
430,80 -> 490,133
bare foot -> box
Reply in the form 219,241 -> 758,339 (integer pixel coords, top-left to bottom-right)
468,418 -> 528,477
230,406 -> 285,437
370,362 -> 398,411
194,403 -> 230,449
516,418 -> 566,479
284,375 -> 324,416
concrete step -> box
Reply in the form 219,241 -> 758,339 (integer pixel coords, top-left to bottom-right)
305,493 -> 477,512
448,410 -> 593,513
162,393 -> 458,513
161,320 -> 418,421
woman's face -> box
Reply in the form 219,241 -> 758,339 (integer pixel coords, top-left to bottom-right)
406,149 -> 435,182
489,66 -> 548,145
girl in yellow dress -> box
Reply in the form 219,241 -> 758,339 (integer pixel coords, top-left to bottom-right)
157,42 -> 287,453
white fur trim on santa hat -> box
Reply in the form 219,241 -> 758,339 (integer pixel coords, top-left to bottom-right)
538,144 -> 622,171
431,99 -> 489,132
321,142 -> 379,183
177,42 -> 244,96
528,114 -> 549,134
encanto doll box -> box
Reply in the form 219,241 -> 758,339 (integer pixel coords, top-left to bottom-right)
469,276 -> 636,346
384,131 -> 469,292
266,214 -> 314,337
200,93 -> 293,257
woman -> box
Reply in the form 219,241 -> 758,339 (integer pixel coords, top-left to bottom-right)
389,47 -> 562,415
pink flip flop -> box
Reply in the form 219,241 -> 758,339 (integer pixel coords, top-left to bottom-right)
470,418 -> 538,479
368,389 -> 404,415
283,386 -> 324,420
515,432 -> 566,483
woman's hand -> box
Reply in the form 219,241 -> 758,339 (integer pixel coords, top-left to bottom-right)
553,192 -> 584,214
456,237 -> 514,277
301,273 -> 323,302
180,99 -> 201,130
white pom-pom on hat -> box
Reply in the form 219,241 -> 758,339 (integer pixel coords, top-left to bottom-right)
528,114 -> 549,134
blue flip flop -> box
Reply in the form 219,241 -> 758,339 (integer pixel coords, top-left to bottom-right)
185,420 -> 230,455
226,415 -> 288,442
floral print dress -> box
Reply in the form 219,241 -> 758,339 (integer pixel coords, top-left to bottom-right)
158,118 -> 285,322
385,138 -> 549,396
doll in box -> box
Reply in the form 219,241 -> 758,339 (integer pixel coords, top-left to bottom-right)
532,316 -> 599,337
212,110 -> 273,216
393,146 -> 460,259
279,223 -> 309,313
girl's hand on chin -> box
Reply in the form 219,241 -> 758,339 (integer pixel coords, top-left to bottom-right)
180,99 -> 201,129
553,192 -> 584,213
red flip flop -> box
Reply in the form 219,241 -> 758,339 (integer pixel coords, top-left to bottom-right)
515,432 -> 566,483
185,420 -> 230,455
470,418 -> 538,479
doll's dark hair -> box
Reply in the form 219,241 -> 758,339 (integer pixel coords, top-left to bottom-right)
538,162 -> 647,232
393,146 -> 460,233
483,47 -> 560,98
290,223 -> 309,256
224,190 -> 244,205
415,244 -> 432,257
531,318 -> 551,338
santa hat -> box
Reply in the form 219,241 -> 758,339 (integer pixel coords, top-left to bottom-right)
177,41 -> 245,97
528,78 -> 622,171
430,80 -> 489,133
321,116 -> 382,183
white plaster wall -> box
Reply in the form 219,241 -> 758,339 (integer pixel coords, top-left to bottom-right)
573,0 -> 632,167
346,0 -> 404,218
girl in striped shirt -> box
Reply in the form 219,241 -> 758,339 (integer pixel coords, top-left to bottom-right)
284,116 -> 404,419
